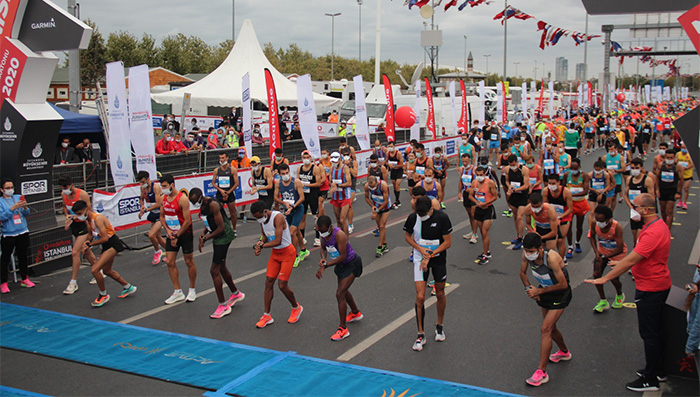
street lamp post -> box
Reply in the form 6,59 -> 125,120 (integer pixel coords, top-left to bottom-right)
357,1 -> 362,62
484,54 -> 491,76
513,62 -> 520,77
325,12 -> 342,81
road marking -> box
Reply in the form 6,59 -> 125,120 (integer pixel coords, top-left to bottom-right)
336,283 -> 460,362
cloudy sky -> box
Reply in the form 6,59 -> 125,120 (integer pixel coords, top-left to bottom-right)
74,0 -> 697,81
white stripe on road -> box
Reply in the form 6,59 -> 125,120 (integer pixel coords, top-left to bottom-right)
336,283 -> 460,362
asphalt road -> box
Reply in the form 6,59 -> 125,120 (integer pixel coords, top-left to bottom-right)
1,146 -> 698,396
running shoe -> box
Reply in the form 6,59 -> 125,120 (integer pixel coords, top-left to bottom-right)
430,285 -> 436,296
512,238 -> 523,250
526,369 -> 549,387
210,304 -> 232,319
457,197 -> 464,202
683,202 -> 688,210
593,299 -> 610,313
440,202 -> 446,209
462,232 -> 473,240
510,236 -> 521,244
566,247 -> 573,259
395,201 -> 401,208
611,293 -> 625,309
314,238 -> 321,247
164,290 -> 185,305
435,324 -> 445,342
117,284 -> 137,298
152,249 -> 163,265
381,244 -> 389,254
375,246 -> 384,258
348,224 -> 354,234
549,350 -> 572,363
1,283 -> 9,294
618,197 -> 624,203
469,234 -> 478,244
91,294 -> 110,307
427,280 -> 435,287
346,311 -> 364,323
298,249 -> 311,263
676,201 -> 683,208
626,376 -> 660,392
635,370 -> 667,382
574,243 -> 582,253
20,278 -> 35,288
186,289 -> 197,302
293,255 -> 301,268
225,291 -> 245,307
255,313 -> 274,328
303,237 -> 307,245
373,228 -> 380,237
477,255 -> 490,266
503,210 -> 513,218
288,304 -> 303,323
63,282 -> 78,295
331,326 -> 350,341
412,334 -> 426,351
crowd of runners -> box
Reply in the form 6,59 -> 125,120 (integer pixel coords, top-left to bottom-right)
1,98 -> 697,392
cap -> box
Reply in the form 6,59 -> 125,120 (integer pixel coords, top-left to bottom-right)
301,150 -> 311,157
330,151 -> 341,163
250,156 -> 261,163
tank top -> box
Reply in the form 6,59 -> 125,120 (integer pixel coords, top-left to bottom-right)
433,157 -> 446,173
677,152 -> 693,179
387,151 -> 401,169
532,203 -> 555,230
527,165 -> 541,190
473,178 -> 494,205
278,179 -> 299,207
162,192 -> 192,234
420,180 -> 439,200
369,182 -> 392,209
415,157 -> 429,177
528,249 -> 569,288
373,147 -> 386,162
458,143 -> 473,167
63,188 -> 85,220
253,168 -> 273,197
144,182 -> 160,213
298,164 -> 318,195
200,199 -> 234,245
322,226 -> 356,264
595,220 -> 627,259
318,160 -> 331,192
262,211 -> 292,249
590,170 -> 607,193
331,165 -> 350,201
272,157 -> 286,182
541,150 -> 557,176
89,212 -> 115,239
508,166 -> 525,195
628,173 -> 648,201
659,163 -> 678,190
499,154 -> 510,169
566,172 -> 585,202
545,187 -> 568,217
564,129 -> 579,149
368,165 -> 384,181
605,153 -> 622,184
216,165 -> 234,189
461,166 -> 474,191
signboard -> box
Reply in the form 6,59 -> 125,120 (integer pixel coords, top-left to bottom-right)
17,0 -> 91,52
678,4 -> 700,56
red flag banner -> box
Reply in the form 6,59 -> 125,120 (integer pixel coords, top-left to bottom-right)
424,77 -> 436,139
382,74 -> 396,142
459,79 -> 467,134
264,68 -> 280,159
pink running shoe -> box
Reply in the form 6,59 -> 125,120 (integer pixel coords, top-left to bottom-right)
20,278 -> 35,288
526,369 -> 549,386
225,291 -> 245,307
152,250 -> 163,265
682,202 -> 688,210
210,304 -> 231,319
549,350 -> 572,363
676,201 -> 683,209
1,283 -> 9,294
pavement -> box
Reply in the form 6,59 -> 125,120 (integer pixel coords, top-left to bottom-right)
1,146 -> 699,396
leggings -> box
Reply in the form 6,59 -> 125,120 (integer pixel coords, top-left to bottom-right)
1,233 -> 30,283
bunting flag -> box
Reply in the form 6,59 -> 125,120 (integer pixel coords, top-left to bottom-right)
458,0 -> 492,11
444,0 -> 458,11
458,79 -> 467,134
424,77 -> 436,139
264,68 -> 280,160
493,6 -> 534,25
382,74 -> 396,142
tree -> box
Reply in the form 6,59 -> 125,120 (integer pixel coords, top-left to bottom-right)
209,39 -> 234,72
79,19 -> 108,86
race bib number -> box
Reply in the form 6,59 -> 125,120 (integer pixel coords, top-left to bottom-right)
679,161 -> 689,168
388,161 -> 398,167
628,189 -> 641,201
511,181 -> 521,189
461,174 -> 472,188
661,171 -> 674,183
591,181 -> 605,190
165,215 -> 181,232
416,166 -> 426,176
529,177 -> 537,186
332,179 -> 343,185
418,238 -> 439,251
475,191 -> 486,203
599,238 -> 617,250
607,163 -> 618,171
326,245 -> 340,260
551,204 -> 564,215
543,159 -> 554,171
218,176 -> 231,188
491,133 -> 498,141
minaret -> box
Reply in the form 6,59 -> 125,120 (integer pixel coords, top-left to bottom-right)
467,51 -> 474,73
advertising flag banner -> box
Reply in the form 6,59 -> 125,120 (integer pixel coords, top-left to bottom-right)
577,84 -> 583,108
411,79 -> 421,141
296,74 -> 322,157
264,68 -> 280,159
424,77 -> 436,139
105,61 -> 134,186
382,74 -> 396,142
449,81 -> 458,135
496,83 -> 503,124
242,72 -> 253,158
180,92 -> 191,131
548,81 -> 554,119
537,80 -> 545,116
478,80 -> 486,128
501,82 -> 507,123
352,75 -> 371,151
529,81 -> 536,119
459,79 -> 467,134
522,82 -> 528,116
587,81 -> 593,107
127,65 -> 157,180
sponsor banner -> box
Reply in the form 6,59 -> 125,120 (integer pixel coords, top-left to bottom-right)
548,81 -> 554,120
241,72 -> 252,158
264,68 -> 280,159
424,78 -> 436,139
34,237 -> 73,264
459,79 -> 467,134
128,64 -> 157,180
0,0 -> 25,38
496,83 -> 503,124
179,92 -> 191,131
352,74 -> 371,151
296,74 -> 322,157
105,61 -> 134,186
154,114 -> 224,132
20,179 -> 47,195
411,79 -> 421,141
521,82 -> 528,116
17,0 -> 91,52
478,81 -> 485,128
382,74 -> 396,142
0,37 -> 28,104
448,81 -> 458,136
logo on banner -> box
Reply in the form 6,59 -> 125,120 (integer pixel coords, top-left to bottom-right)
118,197 -> 141,216
446,139 -> 456,155
117,155 -> 123,169
0,116 -> 16,142
36,239 -> 72,263
308,139 -> 315,148
114,96 -> 120,109
4,117 -> 10,131
242,88 -> 250,102
31,18 -> 56,30
95,202 -> 104,213
203,180 -> 217,198
304,98 -> 309,107
21,180 -> 47,195
32,143 -> 42,158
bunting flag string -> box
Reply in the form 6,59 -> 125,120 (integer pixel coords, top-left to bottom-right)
493,6 -> 533,25
609,43 -> 678,75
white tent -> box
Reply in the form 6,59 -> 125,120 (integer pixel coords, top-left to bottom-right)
151,19 -> 340,109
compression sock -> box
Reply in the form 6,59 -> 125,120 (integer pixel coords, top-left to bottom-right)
395,191 -> 401,201
300,228 -> 305,237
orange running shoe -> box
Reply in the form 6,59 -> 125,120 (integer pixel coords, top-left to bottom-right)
91,294 -> 110,307
288,304 -> 303,323
255,313 -> 274,328
331,326 -> 350,341
345,311 -> 364,323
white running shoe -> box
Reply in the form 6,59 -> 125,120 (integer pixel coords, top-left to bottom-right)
462,232 -> 473,240
313,238 -> 321,247
348,224 -> 354,234
469,235 -> 478,244
186,289 -> 197,302
164,290 -> 186,305
63,282 -> 78,295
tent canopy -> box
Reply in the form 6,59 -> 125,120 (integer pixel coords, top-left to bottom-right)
151,19 -> 340,110
50,103 -> 104,134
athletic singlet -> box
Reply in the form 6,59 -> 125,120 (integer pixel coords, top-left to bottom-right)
512,144 -> 527,164
527,165 -> 541,190
595,219 -> 627,259
319,159 -> 331,191
298,164 -> 318,195
628,173 -> 649,201
545,187 -> 568,217
369,182 -> 392,210
590,171 -> 607,195
532,203 -> 555,230
63,188 -> 85,220
278,179 -> 299,208
566,172 -> 585,202
163,192 -> 192,234
433,157 -> 446,177
420,180 -> 439,200
541,149 -> 557,176
678,152 -> 693,179
331,165 -> 351,201
144,182 -> 160,213
659,163 -> 678,190
528,249 -> 569,288
473,179 -> 494,205
405,160 -> 417,179
322,226 -> 356,264
458,143 -> 473,166
461,166 -> 474,191
215,165 -> 234,189
415,157 -> 429,177
262,211 -> 292,249
373,147 -> 386,162
88,212 -> 115,239
253,168 -> 273,197
368,164 -> 384,182
605,153 -> 623,184
387,151 -> 401,170
199,198 -> 230,234
499,154 -> 510,173
508,166 -> 526,195
272,157 -> 286,181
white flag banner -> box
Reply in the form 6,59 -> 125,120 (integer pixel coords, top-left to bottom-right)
127,65 -> 157,180
529,81 -> 536,123
548,81 -> 554,119
577,84 -> 583,108
496,83 -> 503,124
411,79 -> 421,141
295,74 -> 322,157
352,75 -> 371,150
449,81 -> 458,135
105,61 -> 134,186
521,82 -> 528,115
242,72 -> 253,157
478,80 -> 485,128
663,86 -> 670,101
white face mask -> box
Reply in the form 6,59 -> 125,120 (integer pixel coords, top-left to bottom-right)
419,214 -> 430,221
343,156 -> 351,161
510,165 -> 519,172
252,165 -> 260,171
424,177 -> 433,183
665,159 -> 675,165
319,230 -> 331,238
281,174 -> 291,182
162,187 -> 171,195
596,220 -> 610,229
369,162 -> 378,168
321,154 -> 328,159
303,159 -> 311,165
61,142 -> 69,148
141,183 -> 149,189
388,147 -> 395,152
462,139 -> 468,145
524,251 -> 539,261
531,205 -> 543,214
75,214 -> 87,221
559,148 -> 565,153
658,149 -> 666,155
435,153 -> 442,159
548,184 -> 558,191
416,152 -> 423,158
520,136 -> 526,141
256,215 -> 267,224
630,208 -> 642,222
3,189 -> 14,197
630,169 -> 641,177
476,175 -> 486,182
62,188 -> 72,196
166,136 -> 172,141
220,161 -> 227,166
187,137 -> 194,143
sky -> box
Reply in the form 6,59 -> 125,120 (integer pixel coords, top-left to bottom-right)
73,0 -> 698,81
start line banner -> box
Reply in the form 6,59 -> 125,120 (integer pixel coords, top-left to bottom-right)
95,136 -> 461,231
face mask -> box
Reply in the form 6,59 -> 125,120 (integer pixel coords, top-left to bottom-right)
419,214 -> 430,221
524,251 -> 539,261
252,165 -> 260,171
388,147 -> 395,152
531,206 -> 542,214
520,136 -> 526,141
321,154 -> 328,159
61,142 -> 68,148
166,136 -> 172,141
596,220 -> 609,229
416,152 -> 423,158
424,177 -> 433,183
545,144 -> 552,149
303,159 -> 311,165
630,208 -> 642,222
162,188 -> 171,195
343,156 -> 351,161
435,153 -> 442,159
559,148 -> 565,153
168,126 -> 174,130
3,189 -> 14,197
256,216 -> 267,224
175,139 -> 181,143
408,158 -> 415,163
548,184 -> 558,191
665,159 -> 675,165
141,183 -> 149,189
187,137 -> 194,143
510,165 -> 519,171
62,188 -> 72,196
659,149 -> 666,155
75,214 -> 88,221
198,133 -> 202,137
630,169 -> 641,177
369,162 -> 378,168
319,230 -> 331,238
281,174 -> 291,182
375,145 -> 381,149
571,169 -> 580,175
682,149 -> 688,154
526,163 -> 534,169
476,175 -> 486,182
462,139 -> 468,145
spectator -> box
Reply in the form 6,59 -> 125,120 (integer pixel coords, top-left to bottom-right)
55,137 -> 78,164
231,147 -> 251,169
184,132 -> 203,151
161,114 -> 180,132
252,124 -> 264,145
281,106 -> 291,122
282,124 -> 292,141
155,131 -> 174,155
328,110 -> 339,123
338,121 -> 348,137
0,178 -> 33,294
75,138 -> 93,162
187,118 -> 199,133
170,133 -> 188,153
226,126 -> 241,148
290,122 -> 302,140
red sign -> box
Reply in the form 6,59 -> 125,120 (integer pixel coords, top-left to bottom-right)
587,81 -> 593,107
382,74 -> 395,142
458,79 -> 467,134
501,82 -> 507,124
264,68 -> 280,160
0,36 -> 27,104
678,4 -> 700,56
424,77 -> 436,139
0,0 -> 23,38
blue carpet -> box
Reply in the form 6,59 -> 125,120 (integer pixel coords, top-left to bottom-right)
0,303 -> 518,397
0,386 -> 51,397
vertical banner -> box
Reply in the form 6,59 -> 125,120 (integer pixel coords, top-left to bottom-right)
296,74 -> 322,157
180,92 -> 191,129
537,80 -> 545,117
127,64 -> 157,180
496,83 -> 503,125
105,61 -> 134,186
577,84 -> 583,109
382,74 -> 396,142
501,82 -> 507,124
548,81 -> 554,119
478,80 -> 485,128
459,79 -> 467,133
521,82 -> 528,117
411,79 -> 421,141
587,82 -> 593,108
352,75 -> 371,150
449,81 -> 458,136
264,68 -> 280,160
529,81 -> 536,119
424,77 -> 436,139
242,72 -> 253,158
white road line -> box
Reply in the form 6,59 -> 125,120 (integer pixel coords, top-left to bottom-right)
118,268 -> 267,324
336,283 -> 460,362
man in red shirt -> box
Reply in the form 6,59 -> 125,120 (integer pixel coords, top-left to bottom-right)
156,132 -> 174,155
169,133 -> 188,153
586,193 -> 671,392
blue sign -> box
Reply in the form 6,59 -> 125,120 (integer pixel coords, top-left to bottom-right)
446,139 -> 456,156
153,116 -> 163,129
214,120 -> 222,129
118,196 -> 141,216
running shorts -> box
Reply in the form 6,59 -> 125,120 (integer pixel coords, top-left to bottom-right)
413,258 -> 447,283
474,205 -> 496,222
285,205 -> 304,228
390,169 -> 404,180
331,198 -> 352,209
537,286 -> 572,310
147,211 -> 160,223
572,200 -> 590,217
659,188 -> 677,202
463,194 -> 475,209
536,226 -> 562,243
101,234 -> 125,254
212,241 -> 231,265
266,244 -> 297,281
216,192 -> 236,204
70,221 -> 88,237
508,193 -> 529,208
165,232 -> 194,254
335,254 -> 363,280
303,190 -> 320,216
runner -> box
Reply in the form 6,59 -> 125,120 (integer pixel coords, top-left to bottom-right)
410,186 -> 442,212
212,152 -> 239,233
655,148 -> 683,230
364,175 -> 392,257
497,144 -> 512,215
373,139 -> 387,167
543,174 -> 573,260
419,168 -> 443,204
273,163 -> 309,267
605,144 -> 624,211
71,200 -> 136,307
160,174 -> 197,304
404,196 -> 453,351
469,166 -> 498,265
341,147 -> 358,234
338,136 -> 357,160
505,154 -> 531,250
525,155 -> 543,194
297,150 -> 323,255
432,146 -> 449,204
563,158 -> 590,256
189,188 -> 244,319
137,171 -> 165,265
584,120 -> 596,155
251,200 -> 303,328
386,140 -> 404,207
487,121 -> 501,165
315,215 -> 363,341
512,133 -> 531,165
413,143 -> 434,183
316,149 -> 332,246
540,137 -> 559,178
250,156 -> 274,210
624,158 -> 656,243
405,151 -> 418,194
564,123 -> 580,159
59,175 -> 93,295
676,144 -> 694,210
589,205 -> 627,313
329,151 -> 352,236
367,153 -> 389,182
519,232 -> 572,387
556,142 -> 571,179
524,191 -> 561,252
652,142 -> 668,174
458,133 -> 477,167
459,153 -> 478,243
588,159 -> 615,211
